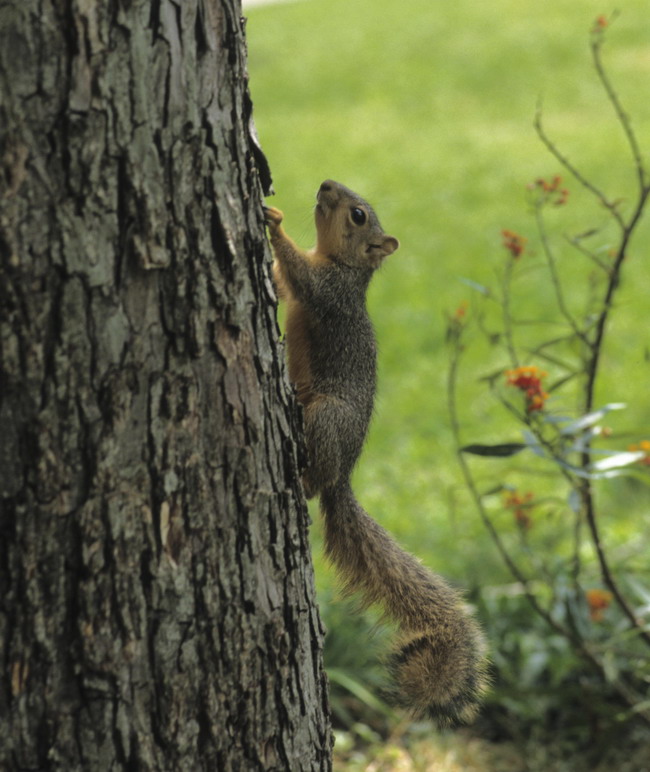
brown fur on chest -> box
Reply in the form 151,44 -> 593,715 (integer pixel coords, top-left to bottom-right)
284,298 -> 316,406
274,250 -> 332,408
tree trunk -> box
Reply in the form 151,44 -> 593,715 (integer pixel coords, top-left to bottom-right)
0,1 -> 331,769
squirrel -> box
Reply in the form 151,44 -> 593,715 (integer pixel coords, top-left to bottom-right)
264,180 -> 488,726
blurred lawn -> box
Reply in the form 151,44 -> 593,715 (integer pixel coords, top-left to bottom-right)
245,1 -> 650,593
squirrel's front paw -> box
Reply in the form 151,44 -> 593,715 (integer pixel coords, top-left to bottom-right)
263,206 -> 284,232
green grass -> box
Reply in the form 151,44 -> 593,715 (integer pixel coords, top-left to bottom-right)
246,0 -> 650,758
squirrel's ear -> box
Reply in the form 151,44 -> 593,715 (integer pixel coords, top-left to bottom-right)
367,235 -> 399,266
381,236 -> 399,257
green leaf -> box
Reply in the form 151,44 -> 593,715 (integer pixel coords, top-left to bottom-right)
460,442 -> 527,457
327,668 -> 396,718
522,430 -> 544,457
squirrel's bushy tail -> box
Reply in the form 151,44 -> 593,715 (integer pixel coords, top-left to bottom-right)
320,482 -> 488,726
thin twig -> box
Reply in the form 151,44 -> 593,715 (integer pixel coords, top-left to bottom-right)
583,191 -> 650,413
591,33 -> 647,192
535,205 -> 589,345
501,258 -> 519,368
564,232 -> 611,273
535,106 -> 626,230
579,477 -> 650,649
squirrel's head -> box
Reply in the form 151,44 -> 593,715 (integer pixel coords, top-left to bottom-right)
314,180 -> 399,269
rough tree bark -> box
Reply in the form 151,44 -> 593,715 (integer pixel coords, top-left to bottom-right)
0,1 -> 331,769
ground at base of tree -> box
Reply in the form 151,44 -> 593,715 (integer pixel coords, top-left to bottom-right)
333,726 -> 650,772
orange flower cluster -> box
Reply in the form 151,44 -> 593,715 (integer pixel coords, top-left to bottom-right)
502,229 -> 527,259
529,175 -> 569,206
594,15 -> 609,30
628,440 -> 650,466
503,490 -> 534,530
505,365 -> 549,412
585,588 -> 613,622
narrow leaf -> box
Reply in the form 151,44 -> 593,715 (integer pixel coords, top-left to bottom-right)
591,451 -> 645,471
554,455 -> 640,480
327,668 -> 395,717
457,276 -> 491,296
624,577 -> 650,607
560,403 -> 626,435
543,414 -> 575,425
522,430 -> 545,458
461,443 -> 527,457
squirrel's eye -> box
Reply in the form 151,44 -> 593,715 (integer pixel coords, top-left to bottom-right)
350,207 -> 367,226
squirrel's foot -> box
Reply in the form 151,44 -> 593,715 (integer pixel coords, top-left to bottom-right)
263,205 -> 284,236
